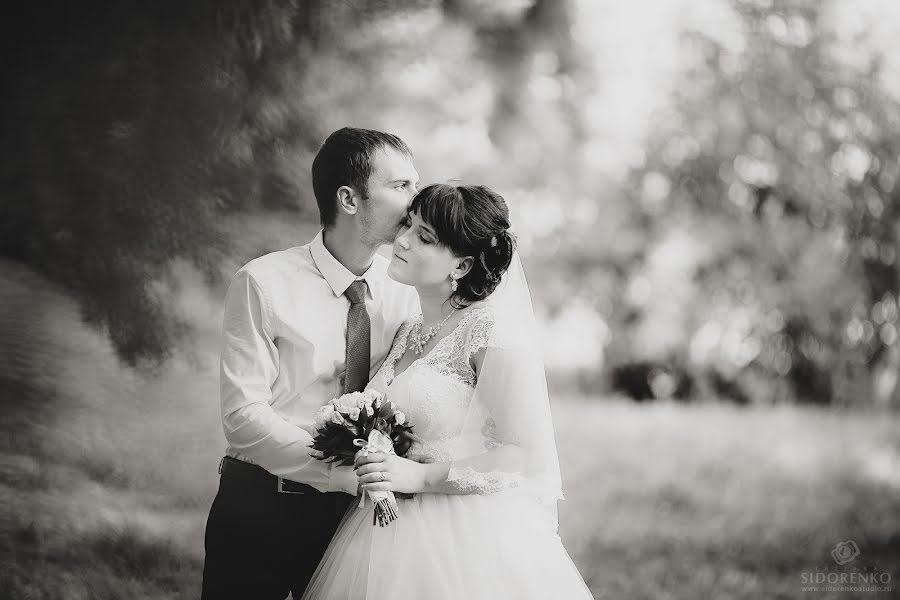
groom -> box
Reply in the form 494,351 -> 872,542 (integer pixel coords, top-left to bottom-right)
201,127 -> 420,599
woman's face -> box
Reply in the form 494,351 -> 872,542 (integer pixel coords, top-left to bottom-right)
388,211 -> 461,290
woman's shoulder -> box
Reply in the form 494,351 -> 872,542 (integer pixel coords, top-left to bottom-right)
390,313 -> 421,349
460,302 -> 496,324
457,303 -> 497,352
401,312 -> 423,331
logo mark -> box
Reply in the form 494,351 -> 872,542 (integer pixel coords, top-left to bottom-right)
831,540 -> 861,565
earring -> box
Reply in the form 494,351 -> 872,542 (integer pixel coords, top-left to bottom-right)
450,275 -> 458,292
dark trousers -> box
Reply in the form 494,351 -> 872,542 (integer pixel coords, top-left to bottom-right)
201,457 -> 353,600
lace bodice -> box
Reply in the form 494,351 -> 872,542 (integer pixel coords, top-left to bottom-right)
368,306 -> 493,457
375,306 -> 495,390
366,306 -> 519,493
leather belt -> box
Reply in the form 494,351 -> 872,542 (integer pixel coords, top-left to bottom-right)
218,456 -> 319,495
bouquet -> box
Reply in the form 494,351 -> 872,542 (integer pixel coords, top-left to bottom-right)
310,389 -> 415,526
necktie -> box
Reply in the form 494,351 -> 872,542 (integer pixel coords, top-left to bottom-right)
343,280 -> 371,393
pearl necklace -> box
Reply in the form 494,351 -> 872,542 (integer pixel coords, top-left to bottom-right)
409,309 -> 458,355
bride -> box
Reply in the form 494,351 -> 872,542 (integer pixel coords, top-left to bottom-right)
302,183 -> 594,599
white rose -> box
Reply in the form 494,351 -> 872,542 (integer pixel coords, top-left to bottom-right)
349,407 -> 361,421
365,404 -> 374,417
394,411 -> 406,425
374,395 -> 384,409
337,393 -> 355,411
315,404 -> 335,426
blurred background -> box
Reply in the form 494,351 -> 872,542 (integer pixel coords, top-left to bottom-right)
2,0 -> 899,598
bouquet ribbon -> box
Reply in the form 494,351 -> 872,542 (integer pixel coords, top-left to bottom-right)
353,430 -> 398,514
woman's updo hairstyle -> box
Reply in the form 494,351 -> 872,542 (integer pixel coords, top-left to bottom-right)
408,183 -> 516,308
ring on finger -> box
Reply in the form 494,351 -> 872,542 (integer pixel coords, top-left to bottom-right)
378,472 -> 385,482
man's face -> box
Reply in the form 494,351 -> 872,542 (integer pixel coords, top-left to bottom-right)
359,147 -> 419,246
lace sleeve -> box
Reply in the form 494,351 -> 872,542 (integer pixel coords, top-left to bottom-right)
437,295 -> 561,503
445,465 -> 524,494
367,318 -> 415,392
464,306 -> 496,361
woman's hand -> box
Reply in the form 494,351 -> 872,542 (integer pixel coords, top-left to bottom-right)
355,452 -> 435,494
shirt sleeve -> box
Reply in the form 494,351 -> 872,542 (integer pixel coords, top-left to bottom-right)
219,268 -> 358,495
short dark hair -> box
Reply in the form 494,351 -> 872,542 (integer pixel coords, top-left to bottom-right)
409,183 -> 516,308
311,127 -> 412,227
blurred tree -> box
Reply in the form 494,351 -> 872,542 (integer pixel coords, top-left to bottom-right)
0,0 -> 577,367
622,0 -> 900,405
0,1 -> 314,366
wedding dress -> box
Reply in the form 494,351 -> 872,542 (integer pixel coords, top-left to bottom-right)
302,284 -> 595,599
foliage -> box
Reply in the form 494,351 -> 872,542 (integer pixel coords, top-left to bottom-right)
0,0 -> 576,367
2,0 -> 899,406
611,0 -> 900,405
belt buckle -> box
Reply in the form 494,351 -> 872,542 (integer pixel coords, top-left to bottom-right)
277,477 -> 306,495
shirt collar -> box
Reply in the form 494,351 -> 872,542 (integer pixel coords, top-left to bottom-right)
309,230 -> 383,300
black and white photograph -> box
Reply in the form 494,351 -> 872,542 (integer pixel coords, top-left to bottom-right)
2,1 -> 899,599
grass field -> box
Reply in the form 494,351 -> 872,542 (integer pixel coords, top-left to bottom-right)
555,399 -> 900,599
3,393 -> 898,599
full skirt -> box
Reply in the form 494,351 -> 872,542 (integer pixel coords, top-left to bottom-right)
301,490 -> 594,599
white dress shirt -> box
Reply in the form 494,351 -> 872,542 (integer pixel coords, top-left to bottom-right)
220,231 -> 419,495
